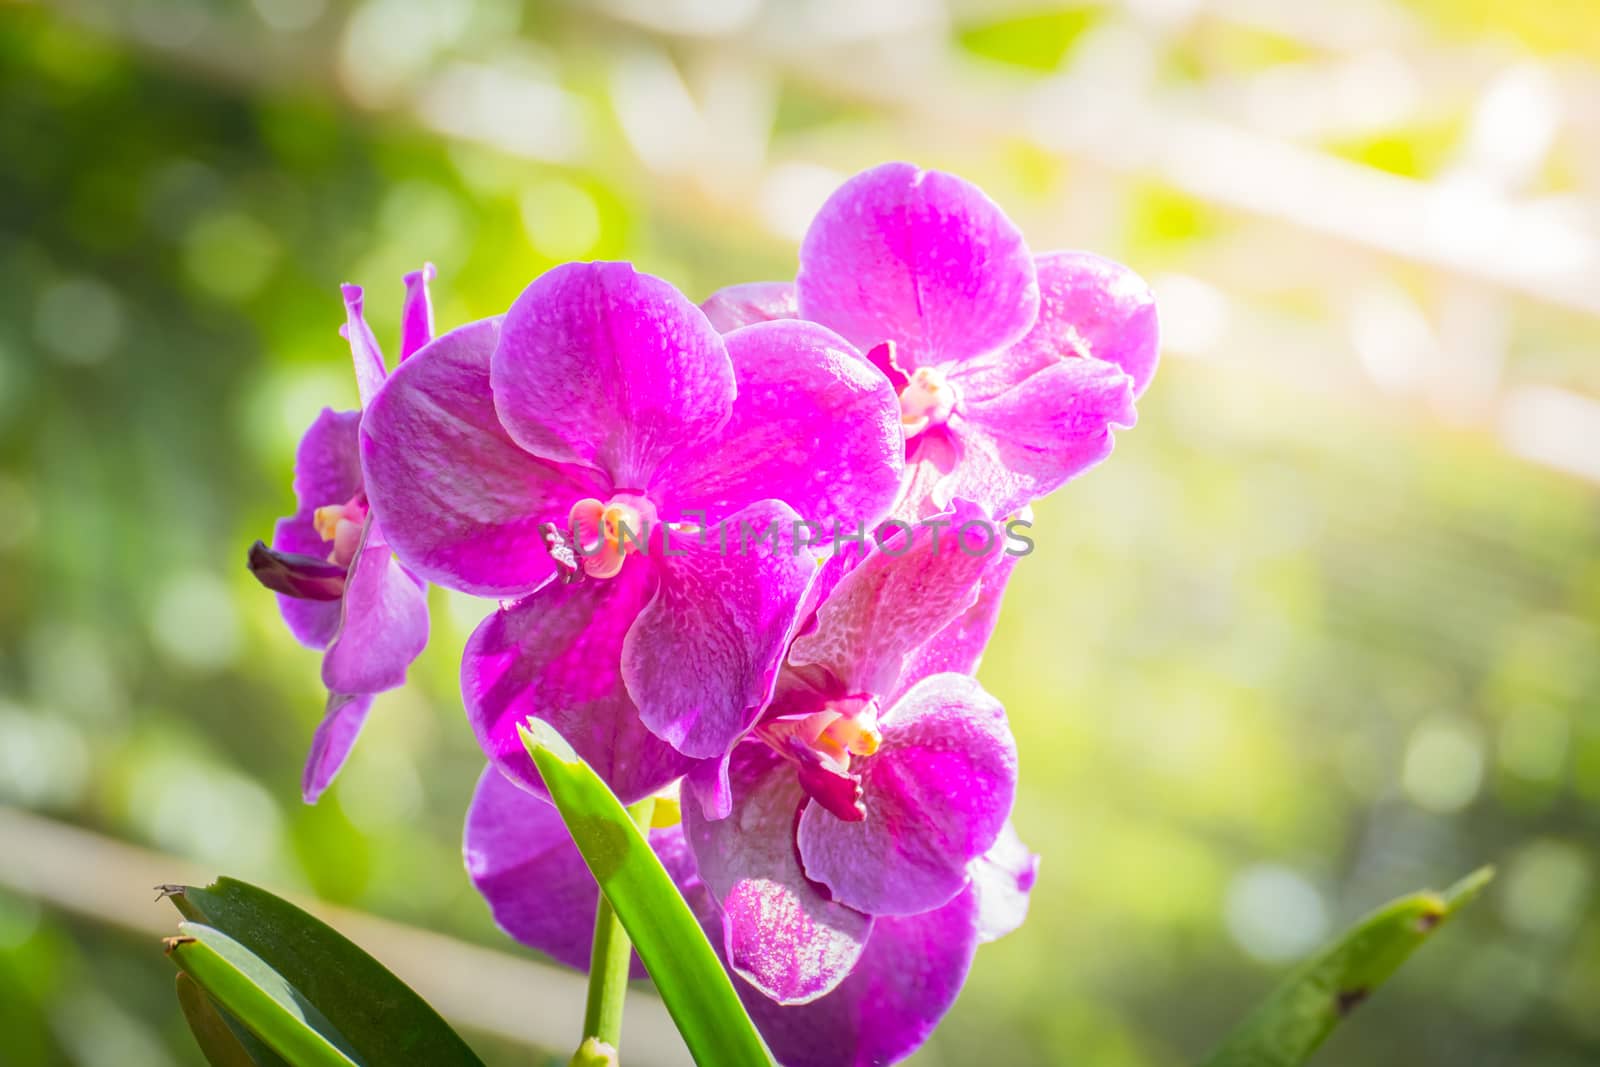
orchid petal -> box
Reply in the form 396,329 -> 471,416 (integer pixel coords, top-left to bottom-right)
340,283 -> 388,407
734,884 -> 980,1067
624,500 -> 816,759
361,318 -> 606,598
270,408 -> 363,647
684,744 -> 871,1004
320,519 -> 428,695
654,320 -> 903,533
1008,250 -> 1159,397
943,354 -> 1136,516
290,407 -> 364,512
300,691 -> 374,804
787,501 -> 1005,697
892,546 -> 1019,704
796,161 -> 1038,371
969,821 -> 1039,944
700,281 -> 797,333
492,261 -> 734,488
798,673 -> 1016,916
684,750 -> 734,821
463,564 -> 696,804
399,262 -> 437,360
892,428 -> 961,522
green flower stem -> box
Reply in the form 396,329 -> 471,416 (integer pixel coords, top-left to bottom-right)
571,796 -> 657,1067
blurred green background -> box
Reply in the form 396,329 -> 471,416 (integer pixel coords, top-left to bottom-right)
3,1 -> 1599,1064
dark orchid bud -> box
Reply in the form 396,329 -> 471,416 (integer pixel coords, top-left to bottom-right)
247,540 -> 347,601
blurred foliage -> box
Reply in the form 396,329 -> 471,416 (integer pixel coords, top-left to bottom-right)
2,3 -> 1598,1067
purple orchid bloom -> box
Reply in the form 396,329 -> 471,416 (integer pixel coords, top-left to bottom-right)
248,268 -> 434,803
789,161 -> 1158,520
462,754 -> 1034,1067
360,262 -> 905,804
681,507 -> 1020,1004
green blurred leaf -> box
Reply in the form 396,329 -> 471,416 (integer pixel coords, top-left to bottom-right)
1201,867 -> 1493,1067
521,721 -> 772,1067
162,879 -> 484,1067
165,923 -> 359,1067
175,970 -> 289,1067
956,10 -> 1101,71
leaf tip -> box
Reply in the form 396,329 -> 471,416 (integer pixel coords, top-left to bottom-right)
163,935 -> 197,956
1441,866 -> 1494,910
1415,866 -> 1493,932
520,717 -> 580,766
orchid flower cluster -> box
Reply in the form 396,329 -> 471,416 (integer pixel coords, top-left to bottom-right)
249,162 -> 1158,1066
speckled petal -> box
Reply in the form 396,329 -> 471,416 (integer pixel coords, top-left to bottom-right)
1003,250 -> 1159,397
463,563 -> 696,804
797,162 -> 1038,370
624,500 -> 816,759
361,318 -> 606,597
798,673 -> 1016,916
733,884 -> 980,1067
787,501 -> 1004,698
892,545 -> 1019,704
684,744 -> 871,1004
942,354 -> 1136,516
653,320 -> 903,533
700,281 -> 797,333
492,262 -> 735,488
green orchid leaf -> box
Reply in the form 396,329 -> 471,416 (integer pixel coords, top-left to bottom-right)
175,970 -> 289,1067
166,923 -> 360,1067
161,879 -> 484,1066
521,720 -> 772,1067
1201,867 -> 1493,1067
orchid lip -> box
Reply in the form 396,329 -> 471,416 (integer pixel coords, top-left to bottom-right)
562,492 -> 658,580
899,365 -> 958,437
757,700 -> 882,822
311,494 -> 370,567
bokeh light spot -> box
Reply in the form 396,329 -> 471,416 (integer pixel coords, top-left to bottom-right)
1502,838 -> 1591,936
1223,864 -> 1329,963
35,278 -> 124,365
1402,716 -> 1485,813
183,211 -> 281,302
0,703 -> 89,809
151,570 -> 243,673
520,179 -> 601,260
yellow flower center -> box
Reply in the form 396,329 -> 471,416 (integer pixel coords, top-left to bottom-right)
567,496 -> 652,579
312,500 -> 367,567
898,366 -> 957,437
